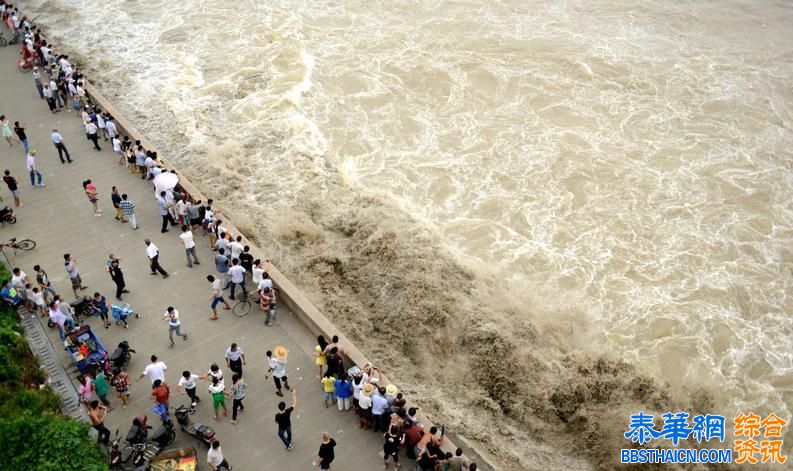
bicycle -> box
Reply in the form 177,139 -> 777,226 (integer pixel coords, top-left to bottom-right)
0,30 -> 7,47
1,237 -> 36,255
232,291 -> 259,317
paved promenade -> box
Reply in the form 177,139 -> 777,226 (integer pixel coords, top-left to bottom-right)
0,45 -> 384,469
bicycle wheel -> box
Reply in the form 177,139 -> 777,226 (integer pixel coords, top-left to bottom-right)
4,216 -> 16,225
15,239 -> 35,250
232,300 -> 251,317
17,60 -> 31,73
0,37 -> 7,47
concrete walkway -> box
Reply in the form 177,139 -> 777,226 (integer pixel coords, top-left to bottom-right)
0,45 -> 384,469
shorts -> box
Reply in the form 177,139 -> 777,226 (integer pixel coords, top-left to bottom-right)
115,387 -> 129,394
11,189 -> 19,198
70,275 -> 82,290
323,392 -> 334,401
211,296 -> 225,309
320,459 -> 332,470
212,393 -> 226,410
89,198 -> 98,205
190,217 -> 202,226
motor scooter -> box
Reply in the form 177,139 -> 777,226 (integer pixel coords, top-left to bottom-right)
108,429 -> 130,469
128,405 -> 176,470
174,404 -> 216,447
109,340 -> 135,369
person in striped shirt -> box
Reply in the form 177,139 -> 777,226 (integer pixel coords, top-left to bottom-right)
119,194 -> 137,230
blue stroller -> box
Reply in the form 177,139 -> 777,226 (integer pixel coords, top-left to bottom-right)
111,303 -> 138,328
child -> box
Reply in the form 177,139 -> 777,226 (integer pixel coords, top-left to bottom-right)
24,283 -> 36,311
31,286 -> 46,317
321,372 -> 336,408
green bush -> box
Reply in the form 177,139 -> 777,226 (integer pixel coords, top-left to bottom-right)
0,410 -> 107,470
0,265 -> 107,470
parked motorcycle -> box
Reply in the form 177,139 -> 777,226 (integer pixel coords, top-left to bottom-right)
174,404 -> 215,447
109,340 -> 135,369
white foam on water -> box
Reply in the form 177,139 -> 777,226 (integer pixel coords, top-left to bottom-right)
28,0 -> 793,465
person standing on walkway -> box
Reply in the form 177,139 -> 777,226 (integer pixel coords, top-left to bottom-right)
206,275 -> 230,320
145,239 -> 169,278
177,370 -> 201,408
88,400 -> 111,444
33,264 -> 56,303
224,343 -> 245,377
266,347 -> 290,396
1,115 -> 19,146
314,433 -> 337,470
275,389 -> 297,450
229,374 -> 246,425
119,194 -> 137,229
163,306 -> 188,347
208,376 -> 229,421
112,368 -> 131,408
32,67 -> 44,99
42,84 -> 57,113
91,369 -> 113,409
180,224 -> 200,267
214,248 -> 230,287
157,191 -> 177,233
85,119 -> 101,151
111,186 -> 125,222
64,253 -> 87,298
108,258 -> 128,301
228,258 -> 246,301
90,292 -> 111,329
207,440 -> 231,471
3,170 -> 21,207
26,150 -> 44,187
13,121 -> 28,154
82,179 -> 101,216
51,128 -> 72,163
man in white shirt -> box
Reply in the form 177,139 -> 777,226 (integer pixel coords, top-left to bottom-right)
207,440 -> 230,471
136,355 -> 167,384
206,274 -> 231,320
224,343 -> 246,377
105,116 -> 118,140
85,120 -> 101,151
144,239 -> 169,278
228,258 -> 247,301
178,370 -> 201,407
163,306 -> 188,347
227,236 -> 244,261
50,128 -> 72,163
26,150 -> 44,187
180,225 -> 200,267
266,350 -> 290,396
257,272 -> 273,292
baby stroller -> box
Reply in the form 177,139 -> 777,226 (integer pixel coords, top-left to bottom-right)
111,303 -> 138,328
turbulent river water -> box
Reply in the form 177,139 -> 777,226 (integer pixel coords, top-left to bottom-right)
27,0 -> 793,467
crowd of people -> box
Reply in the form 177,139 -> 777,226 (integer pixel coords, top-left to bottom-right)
0,4 -> 480,471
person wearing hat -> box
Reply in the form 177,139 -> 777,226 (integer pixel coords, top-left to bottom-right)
357,383 -> 374,429
266,348 -> 290,396
385,384 -> 398,406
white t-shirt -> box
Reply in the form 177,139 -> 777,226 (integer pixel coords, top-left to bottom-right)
252,267 -> 265,285
96,115 -> 106,128
268,357 -> 286,378
178,374 -> 198,390
225,346 -> 244,362
11,271 -> 27,289
228,242 -> 243,260
26,154 -> 36,171
142,361 -> 167,384
180,231 -> 196,249
146,243 -> 159,259
86,122 -> 98,135
212,279 -> 223,296
112,137 -> 122,152
207,446 -> 224,467
229,265 -> 245,284
164,309 -> 180,327
257,278 -> 273,291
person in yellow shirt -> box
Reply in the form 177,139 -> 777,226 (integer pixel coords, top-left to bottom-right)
320,372 -> 336,408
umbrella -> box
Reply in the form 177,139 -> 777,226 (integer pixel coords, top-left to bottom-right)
153,172 -> 178,194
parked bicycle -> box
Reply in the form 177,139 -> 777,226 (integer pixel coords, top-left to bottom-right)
0,30 -> 7,47
232,291 -> 259,317
1,237 -> 36,256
